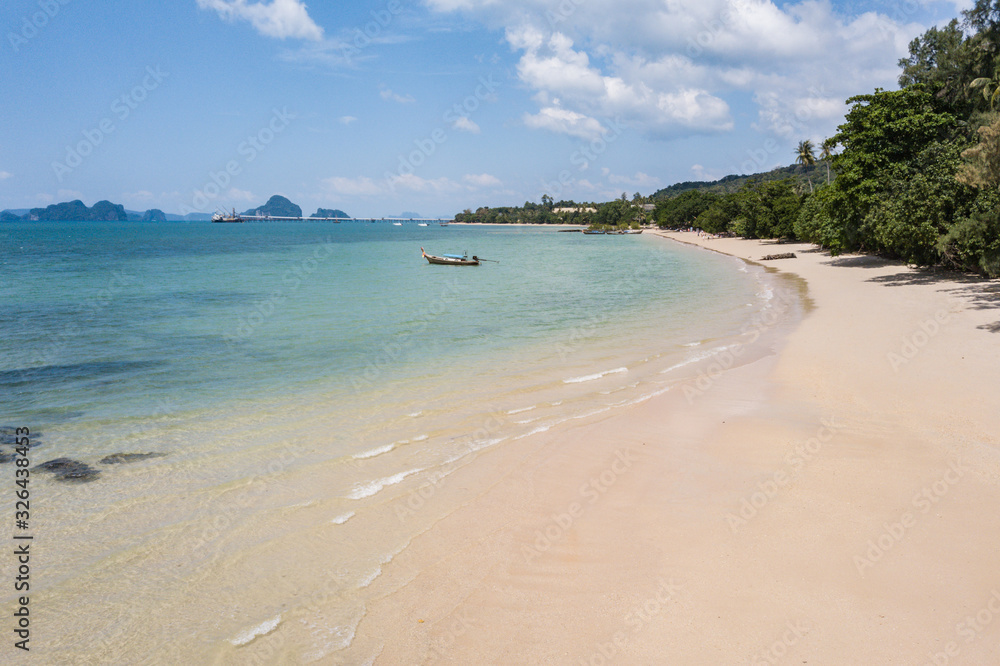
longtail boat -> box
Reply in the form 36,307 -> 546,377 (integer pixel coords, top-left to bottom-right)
421,247 -> 480,266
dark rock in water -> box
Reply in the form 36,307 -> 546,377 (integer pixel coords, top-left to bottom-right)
34,458 -> 100,482
100,452 -> 166,464
0,431 -> 42,446
0,452 -> 16,464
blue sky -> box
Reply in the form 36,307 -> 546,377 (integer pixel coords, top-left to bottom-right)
0,0 -> 966,218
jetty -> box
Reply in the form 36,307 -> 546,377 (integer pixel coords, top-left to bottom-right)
240,215 -> 454,223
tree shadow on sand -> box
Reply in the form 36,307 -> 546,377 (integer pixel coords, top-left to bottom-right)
861,265 -> 1000,332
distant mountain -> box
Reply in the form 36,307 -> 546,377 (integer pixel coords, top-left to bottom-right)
25,199 -> 127,221
243,195 -> 302,218
652,164 -> 825,199
399,211 -> 421,219
3,204 -> 212,222
311,208 -> 350,219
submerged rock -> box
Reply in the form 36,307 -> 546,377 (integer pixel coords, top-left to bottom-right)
0,452 -> 16,464
99,452 -> 166,464
34,458 -> 100,482
0,427 -> 43,446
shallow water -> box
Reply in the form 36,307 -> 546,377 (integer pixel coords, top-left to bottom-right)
0,221 -> 791,662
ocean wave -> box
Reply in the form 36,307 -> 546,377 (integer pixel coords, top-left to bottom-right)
358,567 -> 382,588
352,444 -> 394,460
331,511 -> 355,525
412,434 -> 428,442
230,614 -> 282,646
346,468 -> 423,500
506,405 -> 536,414
563,367 -> 627,384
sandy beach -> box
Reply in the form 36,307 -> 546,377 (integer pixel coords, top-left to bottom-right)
303,232 -> 1000,664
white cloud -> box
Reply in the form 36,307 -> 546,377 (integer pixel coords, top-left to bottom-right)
323,176 -> 383,196
385,173 -> 462,193
523,106 -> 605,140
57,189 -> 83,200
428,0 -> 919,143
338,116 -> 357,125
607,171 -> 661,189
124,190 -> 155,202
197,0 -> 323,41
510,29 -> 732,138
691,164 -> 719,181
227,188 -> 256,201
0,171 -> 11,180
463,173 -> 502,188
379,85 -> 415,104
452,116 -> 481,133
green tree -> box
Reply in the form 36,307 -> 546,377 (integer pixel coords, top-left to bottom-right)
820,138 -> 836,184
823,87 -> 960,254
654,190 -> 718,228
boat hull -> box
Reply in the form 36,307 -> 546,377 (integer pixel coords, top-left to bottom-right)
424,254 -> 479,266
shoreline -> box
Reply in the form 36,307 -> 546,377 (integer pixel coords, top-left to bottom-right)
323,230 -> 1000,664
230,229 -> 995,663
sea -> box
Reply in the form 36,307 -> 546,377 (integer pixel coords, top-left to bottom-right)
0,221 -> 797,663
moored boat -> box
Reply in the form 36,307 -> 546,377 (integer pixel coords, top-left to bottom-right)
211,208 -> 245,223
421,247 -> 480,266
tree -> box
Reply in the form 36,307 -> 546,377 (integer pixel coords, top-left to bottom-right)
817,87 -> 967,257
795,140 -> 816,192
654,190 -> 717,229
970,73 -> 1000,109
820,138 -> 836,184
795,140 -> 816,167
957,114 -> 1000,187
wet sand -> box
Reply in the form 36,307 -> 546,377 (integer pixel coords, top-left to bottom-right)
300,232 -> 1000,664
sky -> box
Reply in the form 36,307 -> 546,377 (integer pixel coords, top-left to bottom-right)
0,0 -> 970,218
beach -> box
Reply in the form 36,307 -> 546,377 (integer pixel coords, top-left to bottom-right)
320,231 -> 1000,664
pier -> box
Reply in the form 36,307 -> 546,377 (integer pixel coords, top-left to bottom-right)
240,215 -> 453,223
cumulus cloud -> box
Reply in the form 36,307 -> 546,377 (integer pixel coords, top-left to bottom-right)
523,106 -> 605,140
197,0 -> 323,41
338,116 -> 357,125
428,0 -> 918,143
227,188 -> 256,201
0,171 -> 12,180
509,27 -> 732,138
607,171 -> 661,189
385,173 -> 462,193
323,176 -> 383,196
452,116 -> 481,133
379,85 -> 415,104
463,173 -> 502,188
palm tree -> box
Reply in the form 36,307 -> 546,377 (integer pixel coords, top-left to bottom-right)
970,74 -> 1000,109
820,138 -> 836,185
795,140 -> 816,192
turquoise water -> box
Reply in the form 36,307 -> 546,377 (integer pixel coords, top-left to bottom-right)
0,221 -> 787,661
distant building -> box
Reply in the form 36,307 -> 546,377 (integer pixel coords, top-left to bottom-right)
554,207 -> 597,213
641,203 -> 655,212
